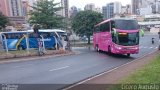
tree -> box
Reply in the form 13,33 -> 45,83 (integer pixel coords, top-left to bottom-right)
0,12 -> 9,31
72,10 -> 103,44
29,0 -> 64,29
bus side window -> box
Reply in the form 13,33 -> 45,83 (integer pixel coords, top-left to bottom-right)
47,33 -> 50,37
15,33 -> 21,38
94,26 -> 100,33
3,34 -> 8,39
29,33 -> 34,38
11,34 -> 16,39
41,33 -> 44,38
100,22 -> 110,32
105,22 -> 110,32
42,32 -> 50,38
15,34 -> 18,38
8,34 -> 12,39
111,21 -> 115,29
5,34 -> 10,39
50,33 -> 54,36
111,21 -> 116,34
51,32 -> 58,38
55,32 -> 58,38
100,25 -> 103,32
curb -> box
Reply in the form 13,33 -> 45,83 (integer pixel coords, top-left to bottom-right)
63,50 -> 158,90
0,51 -> 78,64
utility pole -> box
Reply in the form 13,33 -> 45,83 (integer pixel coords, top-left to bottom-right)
61,0 -> 71,51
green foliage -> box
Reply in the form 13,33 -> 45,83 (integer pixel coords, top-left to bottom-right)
29,0 -> 64,29
121,55 -> 160,84
0,12 -> 9,31
72,10 -> 103,44
109,55 -> 160,90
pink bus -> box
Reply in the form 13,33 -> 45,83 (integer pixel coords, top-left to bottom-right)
93,18 -> 139,57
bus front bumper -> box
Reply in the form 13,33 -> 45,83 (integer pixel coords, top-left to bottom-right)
112,47 -> 139,54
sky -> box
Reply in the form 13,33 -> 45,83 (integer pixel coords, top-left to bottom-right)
55,0 -> 131,9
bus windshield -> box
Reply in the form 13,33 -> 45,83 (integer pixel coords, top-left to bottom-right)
114,20 -> 139,30
117,32 -> 139,46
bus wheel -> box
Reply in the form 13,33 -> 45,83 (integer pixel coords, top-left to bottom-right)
127,54 -> 130,57
57,44 -> 60,50
108,46 -> 111,54
55,44 -> 59,50
95,45 -> 99,52
18,46 -> 24,50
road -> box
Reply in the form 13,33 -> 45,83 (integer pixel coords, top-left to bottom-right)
0,33 -> 159,90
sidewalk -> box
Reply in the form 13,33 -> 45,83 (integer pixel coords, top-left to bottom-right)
67,51 -> 160,90
0,50 -> 76,64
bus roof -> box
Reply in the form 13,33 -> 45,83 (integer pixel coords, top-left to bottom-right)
95,18 -> 136,27
28,29 -> 66,33
0,31 -> 28,34
0,29 -> 66,34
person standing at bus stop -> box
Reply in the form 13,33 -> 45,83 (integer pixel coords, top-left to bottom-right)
33,24 -> 44,56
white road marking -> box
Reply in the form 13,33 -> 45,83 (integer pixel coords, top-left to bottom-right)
140,46 -> 158,49
14,64 -> 33,68
63,50 -> 157,90
49,66 -> 69,71
143,47 -> 147,48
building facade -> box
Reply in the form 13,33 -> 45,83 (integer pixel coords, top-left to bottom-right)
8,0 -> 23,16
61,0 -> 69,18
102,3 -> 114,19
84,3 -> 102,13
69,6 -> 78,18
0,0 -> 10,16
114,2 -> 122,14
102,2 -> 121,19
95,7 -> 102,13
0,0 -> 29,31
0,0 -> 24,18
131,0 -> 142,15
151,0 -> 160,14
84,3 -> 95,11
135,0 -> 160,15
22,1 -> 28,17
140,5 -> 152,15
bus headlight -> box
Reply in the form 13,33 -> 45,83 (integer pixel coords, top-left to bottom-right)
115,46 -> 122,50
132,47 -> 138,50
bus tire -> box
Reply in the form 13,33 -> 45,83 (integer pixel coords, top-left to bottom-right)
18,45 -> 24,50
108,46 -> 111,53
95,45 -> 99,52
55,44 -> 59,50
57,44 -> 60,50
53,44 -> 56,50
53,44 -> 60,50
127,54 -> 130,57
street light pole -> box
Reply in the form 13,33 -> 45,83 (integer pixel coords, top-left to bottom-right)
1,34 -> 8,54
25,34 -> 29,54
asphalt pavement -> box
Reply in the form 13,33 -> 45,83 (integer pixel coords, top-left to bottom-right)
0,33 -> 159,90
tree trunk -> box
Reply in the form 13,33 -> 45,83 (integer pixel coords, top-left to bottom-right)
87,36 -> 90,44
